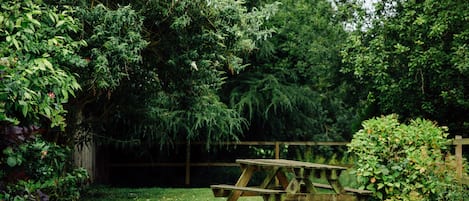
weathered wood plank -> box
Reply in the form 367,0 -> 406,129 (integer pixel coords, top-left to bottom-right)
284,193 -> 362,201
452,137 -> 469,145
312,183 -> 372,195
228,165 -> 257,201
210,184 -> 287,194
236,159 -> 347,170
211,184 -> 286,201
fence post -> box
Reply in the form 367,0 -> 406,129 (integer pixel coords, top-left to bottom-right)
185,141 -> 191,185
274,142 -> 280,186
74,140 -> 95,183
275,142 -> 280,159
455,135 -> 463,180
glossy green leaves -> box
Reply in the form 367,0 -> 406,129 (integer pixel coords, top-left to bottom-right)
348,114 -> 466,200
0,0 -> 85,129
340,0 -> 469,134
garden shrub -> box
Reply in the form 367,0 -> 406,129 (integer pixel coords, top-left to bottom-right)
0,0 -> 89,198
348,114 -> 468,201
0,136 -> 88,201
0,0 -> 85,129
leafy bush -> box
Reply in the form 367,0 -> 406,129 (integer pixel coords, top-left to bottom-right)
0,137 -> 88,201
348,114 -> 468,200
0,0 -> 85,129
76,4 -> 148,91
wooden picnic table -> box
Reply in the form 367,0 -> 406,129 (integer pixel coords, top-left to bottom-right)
211,159 -> 371,201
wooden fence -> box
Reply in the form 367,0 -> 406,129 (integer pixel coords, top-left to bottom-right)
183,141 -> 349,185
105,136 -> 469,185
74,140 -> 96,183
453,135 -> 469,183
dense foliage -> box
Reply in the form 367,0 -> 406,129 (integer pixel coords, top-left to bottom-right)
340,0 -> 469,135
0,1 -> 90,200
0,0 -> 84,129
1,137 -> 88,200
227,0 -> 358,144
98,0 -> 281,147
77,4 -> 147,92
64,3 -> 148,146
348,115 -> 467,200
1,0 -> 468,195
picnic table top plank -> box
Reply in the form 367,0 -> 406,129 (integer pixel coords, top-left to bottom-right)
312,183 -> 372,195
211,184 -> 287,194
236,159 -> 347,170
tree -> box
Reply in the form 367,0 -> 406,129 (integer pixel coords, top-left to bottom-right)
340,0 -> 469,135
227,0 -> 356,143
64,3 -> 148,146
70,0 -> 281,147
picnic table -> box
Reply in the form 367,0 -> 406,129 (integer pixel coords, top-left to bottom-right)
211,159 -> 371,201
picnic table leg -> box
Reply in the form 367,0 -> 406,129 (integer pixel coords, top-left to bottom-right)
260,167 -> 282,189
302,168 -> 316,193
275,169 -> 290,189
227,165 -> 256,201
286,168 -> 307,194
274,193 -> 282,201
258,167 -> 288,201
261,194 -> 282,201
286,167 -> 319,194
326,169 -> 345,194
260,168 -> 276,189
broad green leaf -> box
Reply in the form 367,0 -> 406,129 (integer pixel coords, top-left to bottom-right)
12,37 -> 20,50
3,147 -> 13,155
362,171 -> 372,176
30,18 -> 41,27
34,58 -> 53,70
377,183 -> 384,190
6,156 -> 17,167
36,60 -> 46,70
56,20 -> 65,27
18,100 -> 26,106
21,104 -> 28,117
24,92 -> 32,99
376,192 -> 383,200
15,18 -> 23,27
62,88 -> 68,100
366,183 -> 375,191
48,12 -> 57,23
42,59 -> 53,70
44,107 -> 51,117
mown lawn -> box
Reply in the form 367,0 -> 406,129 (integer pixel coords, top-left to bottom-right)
80,186 -> 263,201
80,169 -> 358,201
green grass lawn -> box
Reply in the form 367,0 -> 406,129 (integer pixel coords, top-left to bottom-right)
80,186 -> 263,201
79,169 -> 358,201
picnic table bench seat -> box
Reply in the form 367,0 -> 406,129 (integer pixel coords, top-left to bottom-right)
211,184 -> 286,201
311,182 -> 372,195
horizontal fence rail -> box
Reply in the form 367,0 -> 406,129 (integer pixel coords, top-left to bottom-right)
110,141 -> 350,185
107,136 -> 469,185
